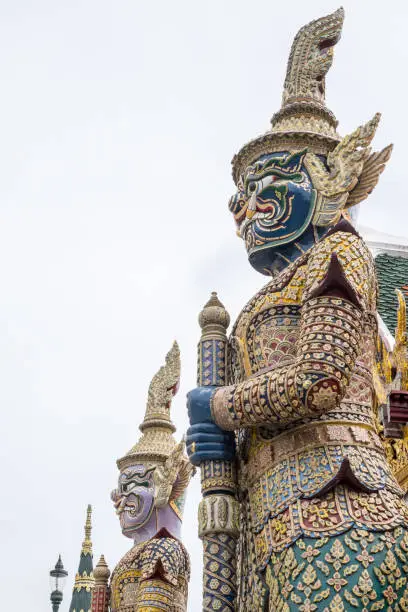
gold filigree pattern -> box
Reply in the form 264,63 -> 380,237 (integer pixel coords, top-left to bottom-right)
110,536 -> 190,612
249,447 -> 402,536
72,570 -> 94,592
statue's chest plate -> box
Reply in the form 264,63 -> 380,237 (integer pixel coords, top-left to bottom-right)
229,303 -> 301,383
250,304 -> 300,371
228,264 -> 306,384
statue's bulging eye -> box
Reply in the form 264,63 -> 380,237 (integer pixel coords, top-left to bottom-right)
123,481 -> 136,493
123,479 -> 150,493
247,182 -> 256,194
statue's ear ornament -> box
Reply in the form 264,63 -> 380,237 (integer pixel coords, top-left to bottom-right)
154,438 -> 195,509
343,142 -> 393,209
307,113 -> 393,227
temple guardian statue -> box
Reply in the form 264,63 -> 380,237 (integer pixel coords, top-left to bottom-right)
187,8 -> 408,611
110,342 -> 194,611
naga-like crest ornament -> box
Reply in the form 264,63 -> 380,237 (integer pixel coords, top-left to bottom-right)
118,341 -> 181,466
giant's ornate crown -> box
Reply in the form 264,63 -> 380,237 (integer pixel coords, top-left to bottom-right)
117,342 -> 194,510
232,8 -> 392,229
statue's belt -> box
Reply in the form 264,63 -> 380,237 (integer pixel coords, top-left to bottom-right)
244,420 -> 384,486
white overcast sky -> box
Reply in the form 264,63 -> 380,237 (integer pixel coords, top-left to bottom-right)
1,1 -> 407,610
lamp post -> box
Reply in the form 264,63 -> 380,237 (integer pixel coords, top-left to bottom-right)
49,555 -> 68,612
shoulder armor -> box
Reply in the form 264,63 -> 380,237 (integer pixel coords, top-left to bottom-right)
303,230 -> 377,311
140,536 -> 190,586
308,253 -> 362,308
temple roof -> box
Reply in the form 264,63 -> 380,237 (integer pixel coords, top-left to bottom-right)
68,505 -> 94,612
374,253 -> 408,335
359,225 -> 408,259
359,225 -> 408,334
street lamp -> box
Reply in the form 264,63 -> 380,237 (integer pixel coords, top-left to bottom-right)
49,555 -> 68,612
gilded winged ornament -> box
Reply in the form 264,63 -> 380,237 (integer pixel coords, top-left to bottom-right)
308,113 -> 393,226
154,438 -> 194,508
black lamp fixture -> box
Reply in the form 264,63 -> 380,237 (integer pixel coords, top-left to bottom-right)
49,555 -> 68,612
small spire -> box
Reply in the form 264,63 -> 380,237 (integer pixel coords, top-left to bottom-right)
205,291 -> 225,308
93,555 -> 110,584
91,556 -> 110,612
82,505 -> 92,555
68,506 -> 94,612
55,554 -> 64,573
199,291 -> 230,336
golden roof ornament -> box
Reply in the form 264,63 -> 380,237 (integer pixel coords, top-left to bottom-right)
81,504 -> 93,556
117,341 -> 181,469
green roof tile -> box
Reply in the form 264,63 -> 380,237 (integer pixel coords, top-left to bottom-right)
375,253 -> 408,333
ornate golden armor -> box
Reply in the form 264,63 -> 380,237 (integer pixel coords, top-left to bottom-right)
110,535 -> 190,612
212,228 -> 408,609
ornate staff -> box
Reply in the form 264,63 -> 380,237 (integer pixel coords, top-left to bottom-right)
196,292 -> 239,612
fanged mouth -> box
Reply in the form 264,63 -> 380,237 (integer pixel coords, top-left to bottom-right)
240,212 -> 278,237
117,494 -> 144,519
257,213 -> 280,228
125,495 -> 143,516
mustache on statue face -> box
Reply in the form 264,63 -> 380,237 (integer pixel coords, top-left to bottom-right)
239,190 -> 288,239
111,488 -> 143,516
246,175 -> 279,220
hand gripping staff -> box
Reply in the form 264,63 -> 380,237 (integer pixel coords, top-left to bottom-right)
196,292 -> 239,612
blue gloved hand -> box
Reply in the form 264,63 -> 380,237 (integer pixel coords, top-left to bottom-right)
187,386 -> 217,425
186,386 -> 235,466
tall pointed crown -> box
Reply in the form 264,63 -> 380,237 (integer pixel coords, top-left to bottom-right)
232,8 -> 345,184
117,341 -> 181,470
